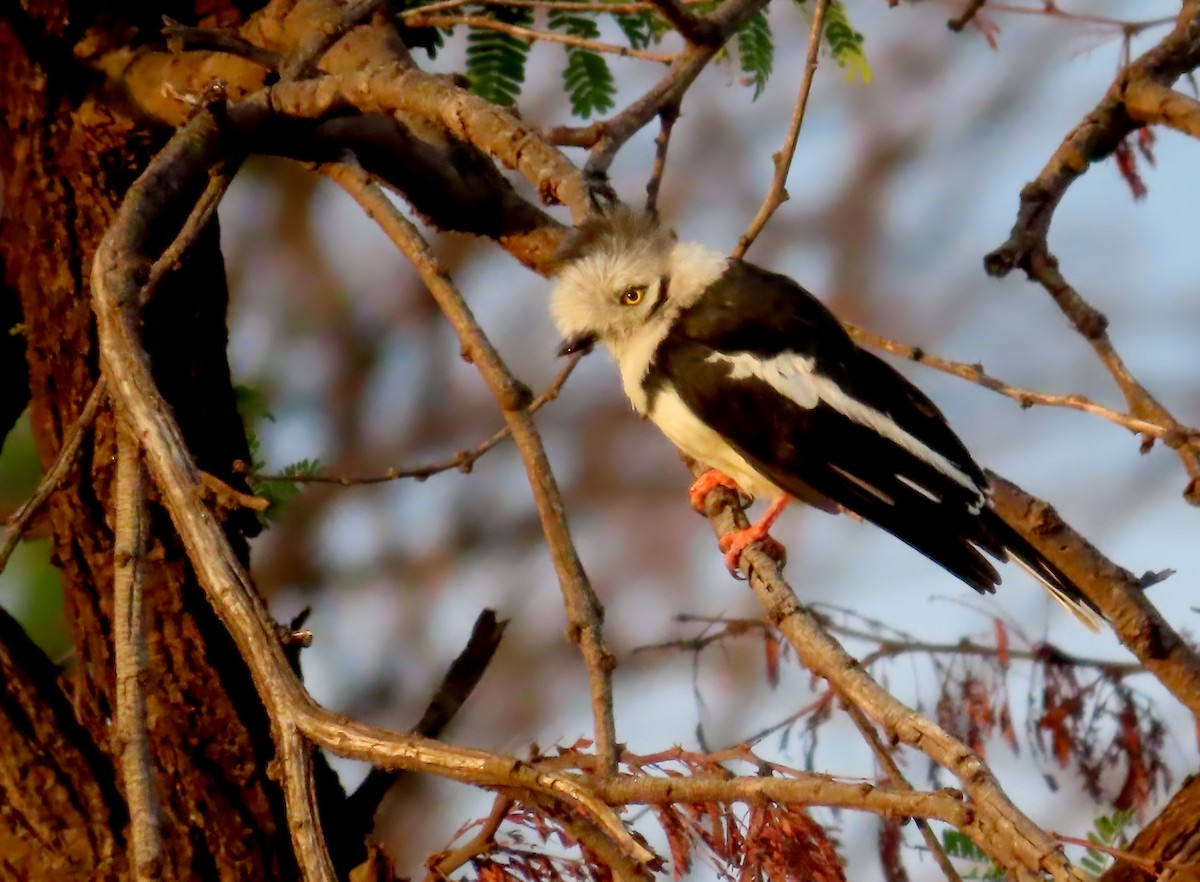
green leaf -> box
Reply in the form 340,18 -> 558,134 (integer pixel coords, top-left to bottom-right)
1079,809 -> 1136,875
562,48 -> 616,118
465,6 -> 533,106
234,382 -> 275,465
939,830 -> 1005,881
250,459 -> 324,526
545,4 -> 614,117
612,9 -> 654,48
736,11 -> 773,99
547,6 -> 601,39
821,0 -> 871,83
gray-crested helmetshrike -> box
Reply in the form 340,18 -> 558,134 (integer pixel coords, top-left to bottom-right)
550,205 -> 1101,630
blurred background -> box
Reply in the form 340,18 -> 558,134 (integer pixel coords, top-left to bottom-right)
2,0 -> 1196,877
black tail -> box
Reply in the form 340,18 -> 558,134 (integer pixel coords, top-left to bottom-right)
978,509 -> 1102,631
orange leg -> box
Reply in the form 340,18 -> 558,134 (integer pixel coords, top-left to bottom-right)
718,496 -> 789,573
689,469 -> 743,512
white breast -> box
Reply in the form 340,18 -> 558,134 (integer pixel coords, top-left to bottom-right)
644,384 -> 784,502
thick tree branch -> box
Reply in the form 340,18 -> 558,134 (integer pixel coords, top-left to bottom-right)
987,474 -> 1200,718
1102,774 -> 1200,882
89,105 -> 651,881
690,465 -> 1088,881
112,425 -> 162,880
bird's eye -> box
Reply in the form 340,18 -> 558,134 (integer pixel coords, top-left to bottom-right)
620,285 -> 647,306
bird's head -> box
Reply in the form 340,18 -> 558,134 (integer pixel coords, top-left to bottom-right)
550,206 -> 679,358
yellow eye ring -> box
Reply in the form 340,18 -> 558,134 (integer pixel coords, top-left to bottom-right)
620,285 -> 647,306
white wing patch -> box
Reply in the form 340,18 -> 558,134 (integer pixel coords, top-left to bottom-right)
707,351 -> 984,506
829,465 -> 895,506
896,474 -> 942,503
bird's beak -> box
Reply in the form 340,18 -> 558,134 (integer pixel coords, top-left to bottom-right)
557,332 -> 597,357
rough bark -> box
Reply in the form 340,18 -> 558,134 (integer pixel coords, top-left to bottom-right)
0,5 -> 302,879
1102,775 -> 1200,882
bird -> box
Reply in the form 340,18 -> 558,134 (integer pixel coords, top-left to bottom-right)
549,204 -> 1102,630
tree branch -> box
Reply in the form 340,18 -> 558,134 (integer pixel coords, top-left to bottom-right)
325,161 -> 620,779
0,380 -> 106,575
845,322 -> 1198,445
983,2 -> 1200,503
112,423 -> 161,880
690,463 -> 1089,881
252,351 -> 582,486
404,14 -> 675,62
547,0 -> 772,176
732,0 -> 830,260
987,474 -> 1200,718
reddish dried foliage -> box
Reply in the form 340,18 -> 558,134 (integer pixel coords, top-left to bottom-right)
877,815 -> 909,882
438,745 -> 847,882
1031,650 -> 1166,813
738,805 -> 844,882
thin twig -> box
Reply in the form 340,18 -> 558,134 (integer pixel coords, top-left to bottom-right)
844,323 -> 1199,445
253,352 -> 583,486
161,17 -> 283,69
402,0 -> 714,12
844,702 -> 964,882
425,795 -> 513,882
112,421 -> 162,879
644,103 -> 680,218
347,609 -> 509,828
947,0 -> 988,31
1053,832 -> 1197,875
0,380 -> 106,574
142,162 -> 239,304
731,0 -> 830,260
324,162 -> 620,780
566,0 -> 773,173
406,15 -> 675,62
972,4 -> 1171,34
641,613 -> 1146,677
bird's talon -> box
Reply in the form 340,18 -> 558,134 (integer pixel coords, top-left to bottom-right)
689,469 -> 742,513
719,529 -> 786,574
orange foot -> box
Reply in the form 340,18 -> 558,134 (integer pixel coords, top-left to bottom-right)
717,497 -> 789,574
689,469 -> 743,512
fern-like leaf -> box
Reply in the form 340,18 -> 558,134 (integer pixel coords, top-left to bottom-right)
251,459 -> 324,526
465,7 -> 533,106
547,6 -> 601,39
548,6 -> 616,118
613,9 -> 653,48
1080,809 -> 1136,875
821,0 -> 871,83
562,48 -> 616,118
736,11 -> 773,99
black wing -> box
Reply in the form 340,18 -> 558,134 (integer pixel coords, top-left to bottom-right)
654,261 -> 1099,620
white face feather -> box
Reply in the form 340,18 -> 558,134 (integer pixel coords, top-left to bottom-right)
551,246 -> 672,351
550,208 -> 726,363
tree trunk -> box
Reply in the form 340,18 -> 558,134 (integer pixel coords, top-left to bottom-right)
1,5 -> 305,878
